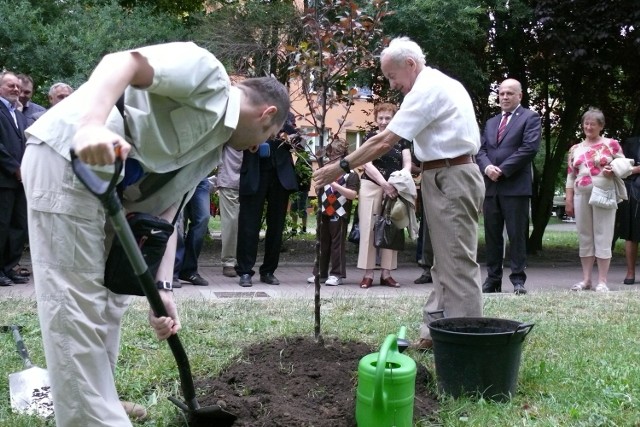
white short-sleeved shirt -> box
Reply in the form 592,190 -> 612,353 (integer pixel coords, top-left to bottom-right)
26,42 -> 240,213
386,67 -> 480,162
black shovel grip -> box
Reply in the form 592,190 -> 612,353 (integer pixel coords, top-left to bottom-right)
69,148 -> 123,216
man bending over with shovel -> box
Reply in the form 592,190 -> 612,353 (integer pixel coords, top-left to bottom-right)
21,42 -> 290,426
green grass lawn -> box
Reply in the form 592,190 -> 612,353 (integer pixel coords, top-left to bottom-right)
2,291 -> 640,426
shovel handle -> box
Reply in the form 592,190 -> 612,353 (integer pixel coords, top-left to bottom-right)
9,325 -> 33,369
69,148 -> 123,217
69,149 -> 200,411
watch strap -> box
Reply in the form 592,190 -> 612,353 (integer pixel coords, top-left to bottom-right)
156,280 -> 173,291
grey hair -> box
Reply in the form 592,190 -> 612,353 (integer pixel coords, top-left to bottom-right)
380,37 -> 426,66
582,107 -> 605,127
48,82 -> 73,96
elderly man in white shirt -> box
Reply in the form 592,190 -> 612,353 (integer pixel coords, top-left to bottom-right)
313,36 -> 484,351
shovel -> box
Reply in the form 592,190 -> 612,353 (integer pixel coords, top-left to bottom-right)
3,325 -> 54,418
70,149 -> 237,425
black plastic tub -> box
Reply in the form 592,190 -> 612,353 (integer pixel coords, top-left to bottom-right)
428,317 -> 534,402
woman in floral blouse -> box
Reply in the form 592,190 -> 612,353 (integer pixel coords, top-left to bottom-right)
566,108 -> 624,291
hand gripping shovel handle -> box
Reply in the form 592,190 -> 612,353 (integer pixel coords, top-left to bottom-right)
69,149 -> 200,411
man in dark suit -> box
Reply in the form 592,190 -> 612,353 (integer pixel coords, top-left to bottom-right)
476,78 -> 541,295
235,113 -> 298,286
0,72 -> 29,286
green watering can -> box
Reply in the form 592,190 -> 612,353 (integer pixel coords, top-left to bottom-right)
356,327 -> 417,427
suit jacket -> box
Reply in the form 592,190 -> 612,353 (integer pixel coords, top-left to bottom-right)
0,102 -> 27,189
476,106 -> 541,196
239,139 -> 298,196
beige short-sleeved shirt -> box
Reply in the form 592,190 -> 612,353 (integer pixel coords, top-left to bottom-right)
386,67 -> 480,162
26,42 -> 240,214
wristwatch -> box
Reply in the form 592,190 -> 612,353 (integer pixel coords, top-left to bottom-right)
339,158 -> 351,173
156,280 -> 173,292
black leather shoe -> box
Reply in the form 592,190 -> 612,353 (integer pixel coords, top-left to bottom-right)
0,272 -> 14,286
5,270 -> 28,284
414,272 -> 433,284
513,283 -> 527,295
623,277 -> 635,285
260,273 -> 280,285
238,274 -> 252,287
482,279 -> 501,293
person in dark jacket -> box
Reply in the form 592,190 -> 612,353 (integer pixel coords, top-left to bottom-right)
236,113 -> 299,287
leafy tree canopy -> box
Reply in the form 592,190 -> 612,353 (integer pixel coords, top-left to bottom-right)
0,0 -> 191,105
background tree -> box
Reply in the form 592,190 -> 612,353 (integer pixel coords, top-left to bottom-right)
193,0 -> 303,83
288,0 -> 390,341
0,0 -> 191,104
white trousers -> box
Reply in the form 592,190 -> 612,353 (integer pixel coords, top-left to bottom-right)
574,189 -> 617,259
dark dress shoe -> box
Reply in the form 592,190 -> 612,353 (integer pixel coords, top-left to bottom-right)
6,270 -> 28,284
414,272 -> 433,284
623,277 -> 635,285
0,272 -> 13,286
482,279 -> 501,293
260,273 -> 280,285
238,274 -> 252,287
513,283 -> 527,295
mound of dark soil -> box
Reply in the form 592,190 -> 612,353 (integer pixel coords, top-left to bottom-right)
190,336 -> 438,427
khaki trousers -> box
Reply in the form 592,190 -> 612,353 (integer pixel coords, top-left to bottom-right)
22,142 -> 133,427
219,187 -> 240,267
574,189 -> 616,259
419,163 -> 485,339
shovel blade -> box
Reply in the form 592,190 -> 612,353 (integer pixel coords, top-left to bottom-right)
9,366 -> 54,417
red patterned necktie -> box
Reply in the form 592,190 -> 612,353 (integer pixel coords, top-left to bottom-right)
497,112 -> 511,144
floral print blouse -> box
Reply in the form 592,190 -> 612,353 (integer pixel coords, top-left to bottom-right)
566,139 -> 623,191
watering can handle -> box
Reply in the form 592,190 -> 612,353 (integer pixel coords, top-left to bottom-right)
373,334 -> 398,412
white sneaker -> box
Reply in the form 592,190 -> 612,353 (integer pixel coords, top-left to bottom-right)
307,276 -> 327,283
595,283 -> 609,292
325,276 -> 343,286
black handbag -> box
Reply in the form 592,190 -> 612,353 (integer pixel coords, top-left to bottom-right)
104,212 -> 175,295
373,198 -> 405,251
348,222 -> 360,244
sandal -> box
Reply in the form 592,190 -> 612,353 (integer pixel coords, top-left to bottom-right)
570,281 -> 592,291
359,277 -> 373,289
15,266 -> 30,276
595,283 -> 609,292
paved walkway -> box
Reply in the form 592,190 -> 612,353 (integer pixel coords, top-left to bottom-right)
2,260 -> 639,301
4,219 -> 638,300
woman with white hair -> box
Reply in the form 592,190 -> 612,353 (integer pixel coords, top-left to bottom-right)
566,108 -> 625,292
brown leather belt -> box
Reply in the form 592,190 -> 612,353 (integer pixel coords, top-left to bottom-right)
422,155 -> 475,171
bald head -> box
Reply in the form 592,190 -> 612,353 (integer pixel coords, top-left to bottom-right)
498,78 -> 522,113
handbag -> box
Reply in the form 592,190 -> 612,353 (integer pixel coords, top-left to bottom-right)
589,186 -> 617,209
104,212 -> 176,295
348,222 -> 360,244
373,198 -> 405,251
104,193 -> 188,295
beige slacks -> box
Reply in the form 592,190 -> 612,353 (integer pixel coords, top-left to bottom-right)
22,141 -> 134,427
419,163 -> 485,339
